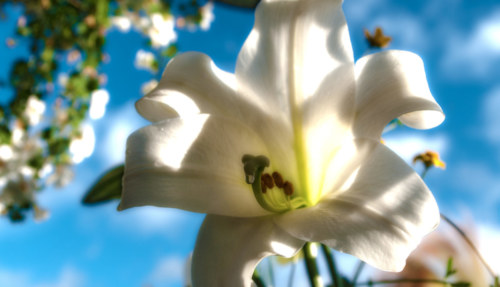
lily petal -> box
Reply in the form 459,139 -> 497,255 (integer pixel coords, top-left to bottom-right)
274,141 -> 440,271
236,0 -> 353,117
192,214 -> 304,287
136,52 -> 296,175
119,114 -> 272,217
236,0 -> 355,203
353,50 -> 444,139
137,52 -> 269,123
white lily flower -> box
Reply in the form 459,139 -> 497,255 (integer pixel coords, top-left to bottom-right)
120,0 -> 445,286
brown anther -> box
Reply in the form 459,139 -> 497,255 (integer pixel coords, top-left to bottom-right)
260,181 -> 267,193
272,172 -> 284,188
261,173 -> 274,189
283,181 -> 294,196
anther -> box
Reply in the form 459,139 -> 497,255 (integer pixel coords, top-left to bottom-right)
261,181 -> 267,193
261,173 -> 274,189
272,172 -> 284,188
283,181 -> 294,196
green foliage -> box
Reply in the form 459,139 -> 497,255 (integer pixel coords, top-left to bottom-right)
0,124 -> 11,144
163,44 -> 178,58
82,165 -> 124,205
445,257 -> 457,278
215,0 -> 260,8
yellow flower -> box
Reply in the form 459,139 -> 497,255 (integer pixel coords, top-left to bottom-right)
413,151 -> 446,170
364,27 -> 392,48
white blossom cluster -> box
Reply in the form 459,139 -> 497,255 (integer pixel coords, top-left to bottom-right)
110,2 -> 215,95
0,89 -> 107,222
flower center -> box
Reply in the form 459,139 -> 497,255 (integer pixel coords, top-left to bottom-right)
242,154 -> 308,213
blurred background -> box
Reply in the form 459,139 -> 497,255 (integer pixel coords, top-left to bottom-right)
0,0 -> 499,286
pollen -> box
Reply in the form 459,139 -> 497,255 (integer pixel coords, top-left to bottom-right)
272,172 -> 284,188
261,173 -> 274,189
242,154 -> 307,213
283,181 -> 294,196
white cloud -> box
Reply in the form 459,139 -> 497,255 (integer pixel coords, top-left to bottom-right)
383,132 -> 448,164
343,0 -> 386,23
35,267 -> 85,287
441,9 -> 500,79
449,162 -> 500,220
147,255 -> 186,286
98,101 -> 147,167
0,266 -> 85,287
111,206 -> 203,238
0,269 -> 29,287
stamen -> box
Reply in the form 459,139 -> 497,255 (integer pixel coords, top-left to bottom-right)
242,154 -> 306,213
261,173 -> 274,189
272,172 -> 284,188
283,181 -> 294,196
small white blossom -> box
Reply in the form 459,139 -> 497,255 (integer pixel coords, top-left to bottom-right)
89,89 -> 110,120
70,124 -> 95,164
0,201 -> 6,215
24,95 -> 46,126
148,13 -> 177,48
39,163 -> 53,178
33,205 -> 50,222
47,164 -> 74,187
199,2 -> 215,31
11,126 -> 24,146
134,49 -> 156,71
111,16 -> 132,32
57,73 -> 69,87
0,145 -> 14,161
20,166 -> 35,178
141,79 -> 158,95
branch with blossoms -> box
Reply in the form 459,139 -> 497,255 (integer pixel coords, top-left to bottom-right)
0,0 -> 216,222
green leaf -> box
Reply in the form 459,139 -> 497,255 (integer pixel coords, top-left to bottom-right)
0,124 -> 11,144
162,44 -> 178,58
82,165 -> 124,205
215,0 -> 260,9
451,282 -> 470,287
48,138 -> 70,156
445,257 -> 457,278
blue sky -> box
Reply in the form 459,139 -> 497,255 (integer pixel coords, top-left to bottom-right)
1,0 -> 500,286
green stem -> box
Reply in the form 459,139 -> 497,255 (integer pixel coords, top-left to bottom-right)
320,244 -> 343,287
420,167 -> 429,179
351,261 -> 365,286
252,269 -> 266,287
356,278 -> 450,286
440,213 -> 497,279
302,242 -> 323,287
